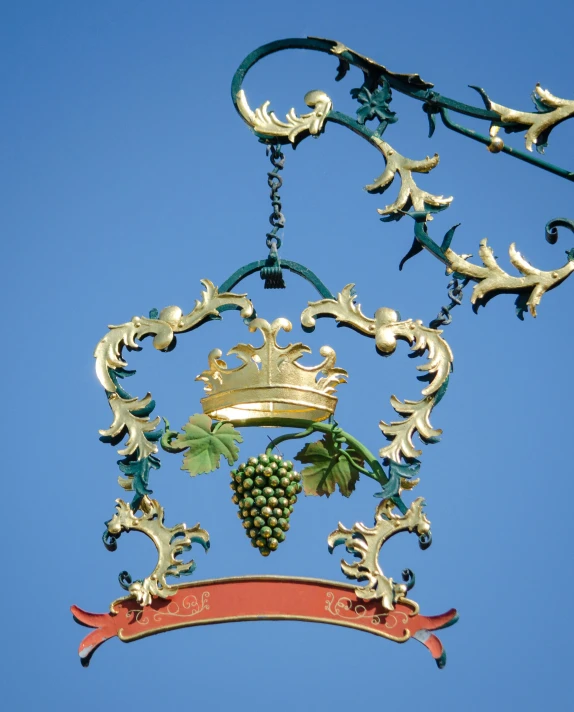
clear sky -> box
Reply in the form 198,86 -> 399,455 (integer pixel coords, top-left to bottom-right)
2,1 -> 574,710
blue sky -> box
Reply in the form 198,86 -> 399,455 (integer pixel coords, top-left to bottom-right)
3,1 -> 574,710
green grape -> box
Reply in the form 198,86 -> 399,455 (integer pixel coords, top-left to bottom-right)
242,508 -> 251,518
275,488 -> 285,498
251,488 -> 262,497
263,466 -> 273,476
261,506 -> 273,517
289,496 -> 297,506
282,508 -> 290,517
278,497 -> 289,508
278,468 -> 287,478
254,475 -> 266,487
243,496 -> 254,508
243,518 -> 253,529
243,478 -> 254,490
268,516 -> 278,528
273,528 -> 286,542
255,464 -> 265,474
278,518 -> 289,531
231,494 -> 239,504
259,547 -> 271,557
267,496 -> 278,508
251,539 -> 259,548
270,461 -> 278,471
263,486 -> 274,497
255,537 -> 266,548
260,526 -> 272,539
268,538 -> 279,550
288,505 -> 294,513
250,507 -> 260,518
255,495 -> 266,508
281,461 -> 290,470
268,475 -> 280,488
259,454 -> 269,465
254,516 -> 265,528
280,477 -> 290,488
248,457 -> 259,466
235,473 -> 243,483
230,482 -> 237,491
273,507 -> 283,518
285,485 -> 296,496
293,472 -> 302,482
249,529 -> 257,539
237,485 -> 244,494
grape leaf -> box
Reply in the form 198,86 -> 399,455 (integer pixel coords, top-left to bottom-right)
176,414 -> 243,477
294,437 -> 362,497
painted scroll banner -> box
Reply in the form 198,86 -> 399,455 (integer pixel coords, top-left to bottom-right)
72,575 -> 458,667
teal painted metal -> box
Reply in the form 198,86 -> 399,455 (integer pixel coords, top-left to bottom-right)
545,217 -> 574,244
218,258 -> 335,305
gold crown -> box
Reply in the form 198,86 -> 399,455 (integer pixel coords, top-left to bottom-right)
197,318 -> 347,423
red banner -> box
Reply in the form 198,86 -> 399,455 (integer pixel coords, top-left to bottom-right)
72,576 -> 457,667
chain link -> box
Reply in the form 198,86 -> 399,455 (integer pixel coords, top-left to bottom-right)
265,144 -> 285,249
429,276 -> 469,329
261,144 -> 286,289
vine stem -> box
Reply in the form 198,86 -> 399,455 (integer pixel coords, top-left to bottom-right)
230,417 -> 389,486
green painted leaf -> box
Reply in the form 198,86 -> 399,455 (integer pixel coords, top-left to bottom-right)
176,414 -> 243,477
294,436 -> 362,497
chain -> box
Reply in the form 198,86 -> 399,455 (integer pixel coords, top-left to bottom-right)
261,144 -> 286,289
429,276 -> 470,329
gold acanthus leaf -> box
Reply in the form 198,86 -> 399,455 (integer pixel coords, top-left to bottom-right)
485,84 -> 574,152
302,286 -> 453,463
106,496 -> 209,608
379,396 -> 441,462
444,240 -> 574,317
236,89 -> 332,143
94,280 -> 253,459
99,393 -> 161,459
328,497 -> 430,611
367,137 -> 453,219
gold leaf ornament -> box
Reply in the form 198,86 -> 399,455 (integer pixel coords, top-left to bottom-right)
367,137 -> 453,219
235,89 -> 332,143
444,239 -> 574,317
482,84 -> 574,153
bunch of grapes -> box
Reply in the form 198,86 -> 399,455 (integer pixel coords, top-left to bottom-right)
230,453 -> 302,556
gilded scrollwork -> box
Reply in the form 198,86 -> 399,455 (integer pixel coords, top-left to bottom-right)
301,285 -> 453,462
444,239 -> 574,318
328,497 -> 430,611
95,280 -> 253,459
106,496 -> 210,607
235,89 -> 332,143
100,393 -> 162,460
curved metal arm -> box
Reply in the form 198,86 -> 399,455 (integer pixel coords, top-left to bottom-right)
232,37 -> 573,183
219,259 -> 335,301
